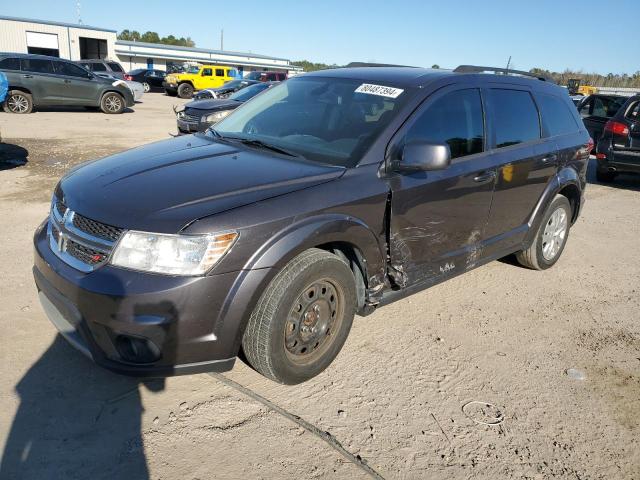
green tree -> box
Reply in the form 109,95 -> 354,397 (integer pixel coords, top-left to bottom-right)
117,29 -> 196,47
431,64 -> 440,69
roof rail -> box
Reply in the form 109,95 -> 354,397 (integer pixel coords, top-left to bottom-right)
345,62 -> 417,68
453,65 -> 554,83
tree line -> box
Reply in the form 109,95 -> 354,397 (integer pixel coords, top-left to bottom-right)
118,30 -> 196,48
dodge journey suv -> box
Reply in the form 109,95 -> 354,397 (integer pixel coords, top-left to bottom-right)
33,65 -> 591,384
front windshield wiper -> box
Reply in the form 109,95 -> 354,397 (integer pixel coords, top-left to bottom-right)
222,136 -> 302,158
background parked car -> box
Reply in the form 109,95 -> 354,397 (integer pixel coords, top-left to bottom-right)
595,95 -> 640,182
244,71 -> 287,82
176,81 -> 276,134
193,79 -> 259,100
76,59 -> 127,80
577,94 -> 627,145
93,72 -> 144,102
125,69 -> 166,93
0,53 -> 134,114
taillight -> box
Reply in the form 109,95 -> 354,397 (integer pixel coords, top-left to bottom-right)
604,120 -> 629,136
587,137 -> 594,151
123,74 -> 133,81
596,153 -> 607,160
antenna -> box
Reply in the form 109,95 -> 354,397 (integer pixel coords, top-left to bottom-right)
220,29 -> 224,50
76,0 -> 82,24
505,55 -> 511,75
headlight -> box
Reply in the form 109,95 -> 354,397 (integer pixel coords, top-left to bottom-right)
111,231 -> 238,275
203,110 -> 231,123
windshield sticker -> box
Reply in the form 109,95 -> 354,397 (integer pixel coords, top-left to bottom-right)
355,83 -> 404,98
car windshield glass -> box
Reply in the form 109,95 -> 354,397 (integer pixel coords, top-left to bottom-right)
212,76 -> 412,167
229,83 -> 270,102
186,66 -> 200,74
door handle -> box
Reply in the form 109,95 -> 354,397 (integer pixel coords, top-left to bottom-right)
473,171 -> 496,183
64,79 -> 72,84
22,74 -> 33,79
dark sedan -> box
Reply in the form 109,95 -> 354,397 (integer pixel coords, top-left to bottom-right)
125,69 -> 166,92
176,82 -> 275,134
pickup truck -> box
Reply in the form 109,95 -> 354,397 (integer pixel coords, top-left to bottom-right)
163,65 -> 238,98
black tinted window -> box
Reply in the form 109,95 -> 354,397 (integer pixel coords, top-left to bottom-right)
107,62 -> 123,72
490,89 -> 540,148
55,62 -> 90,78
406,89 -> 484,159
20,58 -> 54,74
626,101 -> 640,121
90,62 -> 107,71
0,57 -> 20,70
216,68 -> 224,77
537,94 -> 579,136
592,96 -> 625,118
202,68 -> 212,76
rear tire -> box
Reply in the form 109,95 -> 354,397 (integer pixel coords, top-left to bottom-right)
177,83 -> 194,99
3,90 -> 33,114
242,249 -> 356,384
100,92 -> 125,114
516,195 -> 571,270
142,82 -> 150,93
596,168 -> 616,183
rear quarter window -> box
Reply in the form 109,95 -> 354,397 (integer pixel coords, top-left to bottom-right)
625,101 -> 640,121
107,62 -> 123,72
90,62 -> 107,72
489,89 -> 541,148
0,57 -> 20,70
536,93 -> 579,137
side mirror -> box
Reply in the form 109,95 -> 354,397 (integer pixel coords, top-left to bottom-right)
396,140 -> 451,172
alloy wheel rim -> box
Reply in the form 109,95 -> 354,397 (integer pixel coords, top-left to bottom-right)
284,278 -> 343,363
542,207 -> 568,261
105,95 -> 122,112
8,94 -> 28,113
143,82 -> 150,92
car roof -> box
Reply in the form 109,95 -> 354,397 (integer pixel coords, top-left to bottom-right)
0,52 -> 72,61
303,66 -> 560,90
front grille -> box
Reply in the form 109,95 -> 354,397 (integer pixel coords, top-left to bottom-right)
72,213 -> 124,242
182,109 -> 201,123
66,240 -> 107,265
55,199 -> 66,217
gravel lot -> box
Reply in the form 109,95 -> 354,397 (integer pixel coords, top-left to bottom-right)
0,93 -> 639,480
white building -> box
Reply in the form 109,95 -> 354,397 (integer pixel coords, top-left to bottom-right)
0,15 -> 301,76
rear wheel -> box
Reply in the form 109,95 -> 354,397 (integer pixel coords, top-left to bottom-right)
100,92 -> 125,114
596,168 -> 616,183
177,83 -> 194,99
242,249 -> 356,384
516,195 -> 571,270
3,90 -> 33,114
142,82 -> 151,93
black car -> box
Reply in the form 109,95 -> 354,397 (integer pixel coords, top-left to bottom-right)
33,65 -> 590,384
0,53 -> 135,114
176,82 -> 275,134
193,79 -> 259,100
577,94 -> 627,146
125,69 -> 166,93
595,94 -> 640,182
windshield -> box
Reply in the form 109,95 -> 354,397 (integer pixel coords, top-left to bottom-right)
186,66 -> 201,74
229,83 -> 270,102
213,77 -> 412,167
245,71 -> 262,81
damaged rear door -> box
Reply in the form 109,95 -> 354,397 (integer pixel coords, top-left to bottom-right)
387,87 -> 496,286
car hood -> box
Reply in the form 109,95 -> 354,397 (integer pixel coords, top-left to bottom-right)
57,135 -> 345,233
185,98 -> 241,111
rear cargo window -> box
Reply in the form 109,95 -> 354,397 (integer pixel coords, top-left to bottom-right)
107,62 -> 123,72
20,58 -> 54,74
406,88 -> 484,160
537,93 -> 579,137
0,57 -> 20,70
490,89 -> 540,148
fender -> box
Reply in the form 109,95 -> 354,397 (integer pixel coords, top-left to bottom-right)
524,166 -> 582,247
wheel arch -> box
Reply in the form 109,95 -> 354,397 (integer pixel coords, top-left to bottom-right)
7,86 -> 32,95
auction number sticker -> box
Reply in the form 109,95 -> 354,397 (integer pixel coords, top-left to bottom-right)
355,83 -> 404,98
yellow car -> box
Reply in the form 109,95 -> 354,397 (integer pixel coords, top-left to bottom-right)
163,65 -> 239,98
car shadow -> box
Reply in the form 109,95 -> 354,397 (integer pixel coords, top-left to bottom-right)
0,335 -> 163,479
587,156 -> 640,191
31,107 -> 135,114
0,142 -> 28,170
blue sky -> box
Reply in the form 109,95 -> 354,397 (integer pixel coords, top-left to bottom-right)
3,0 -> 638,74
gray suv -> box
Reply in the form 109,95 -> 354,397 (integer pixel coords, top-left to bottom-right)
76,59 -> 126,79
0,53 -> 134,114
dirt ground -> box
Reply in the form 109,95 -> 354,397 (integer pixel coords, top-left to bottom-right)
0,94 -> 638,480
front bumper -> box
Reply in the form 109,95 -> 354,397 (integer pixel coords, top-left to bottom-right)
176,117 -> 211,135
163,81 -> 178,93
33,220 -> 269,377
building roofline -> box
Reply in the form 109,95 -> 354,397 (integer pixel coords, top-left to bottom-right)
115,40 -> 289,62
0,15 -> 117,33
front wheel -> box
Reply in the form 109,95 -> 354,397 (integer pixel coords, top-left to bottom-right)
177,83 -> 194,99
100,92 -> 125,114
516,195 -> 571,270
242,249 -> 356,384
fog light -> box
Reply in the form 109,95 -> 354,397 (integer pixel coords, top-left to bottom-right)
115,335 -> 161,364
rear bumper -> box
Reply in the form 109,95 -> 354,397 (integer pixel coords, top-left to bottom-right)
596,142 -> 640,174
163,81 -> 177,93
33,219 -> 271,377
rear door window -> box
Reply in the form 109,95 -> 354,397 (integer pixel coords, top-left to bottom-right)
20,58 -> 55,74
0,57 -> 20,70
537,93 -> 579,137
406,88 -> 485,160
489,89 -> 541,148
55,61 -> 90,78
216,68 -> 225,77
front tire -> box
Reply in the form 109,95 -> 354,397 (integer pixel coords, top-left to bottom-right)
516,195 -> 571,270
142,82 -> 151,93
100,92 -> 125,114
3,90 -> 33,114
242,249 -> 356,384
177,83 -> 194,99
